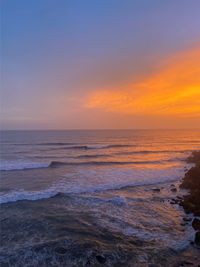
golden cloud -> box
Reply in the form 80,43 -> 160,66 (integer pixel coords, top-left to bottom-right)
86,45 -> 200,117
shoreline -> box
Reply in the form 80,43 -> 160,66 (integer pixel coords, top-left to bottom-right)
179,151 -> 200,246
1,150 -> 200,266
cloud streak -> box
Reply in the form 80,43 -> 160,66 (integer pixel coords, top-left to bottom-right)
86,45 -> 200,118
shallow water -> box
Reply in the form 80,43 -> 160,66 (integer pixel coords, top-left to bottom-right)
0,130 -> 200,266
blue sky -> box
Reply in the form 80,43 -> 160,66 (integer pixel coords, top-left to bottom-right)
1,0 -> 200,129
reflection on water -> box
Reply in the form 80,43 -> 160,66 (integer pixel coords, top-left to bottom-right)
0,130 -> 200,266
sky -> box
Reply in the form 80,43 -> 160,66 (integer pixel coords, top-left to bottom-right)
1,0 -> 200,130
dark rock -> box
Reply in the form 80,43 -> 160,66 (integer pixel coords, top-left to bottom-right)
171,188 -> 177,192
179,151 -> 200,216
194,231 -> 200,245
177,196 -> 183,200
180,166 -> 200,190
192,218 -> 200,231
183,217 -> 192,222
170,198 -> 180,205
180,223 -> 186,226
96,255 -> 106,264
178,151 -> 200,247
186,151 -> 200,164
180,260 -> 194,265
152,188 -> 160,192
55,247 -> 68,254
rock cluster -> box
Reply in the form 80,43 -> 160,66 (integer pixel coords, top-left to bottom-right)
179,151 -> 200,246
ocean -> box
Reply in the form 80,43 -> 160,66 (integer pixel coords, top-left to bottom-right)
0,129 -> 200,266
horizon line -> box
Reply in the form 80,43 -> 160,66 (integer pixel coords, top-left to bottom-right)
1,128 -> 200,131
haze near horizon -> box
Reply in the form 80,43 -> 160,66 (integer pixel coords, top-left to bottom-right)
1,0 -> 200,130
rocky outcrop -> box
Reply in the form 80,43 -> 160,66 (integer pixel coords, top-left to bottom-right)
179,151 -> 200,245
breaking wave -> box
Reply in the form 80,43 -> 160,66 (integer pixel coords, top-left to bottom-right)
0,161 -> 50,171
0,166 -> 185,204
0,156 -> 184,171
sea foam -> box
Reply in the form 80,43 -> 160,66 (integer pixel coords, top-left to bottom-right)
0,161 -> 49,171
0,166 -> 187,204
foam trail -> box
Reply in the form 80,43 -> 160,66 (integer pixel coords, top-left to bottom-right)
0,166 -> 187,204
0,157 -> 184,171
0,161 -> 49,171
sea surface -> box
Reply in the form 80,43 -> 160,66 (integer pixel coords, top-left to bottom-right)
0,130 -> 200,266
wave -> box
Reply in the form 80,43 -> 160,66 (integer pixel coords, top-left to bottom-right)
104,144 -> 132,148
0,160 -> 151,171
117,149 -> 192,155
0,189 -> 58,204
75,154 -> 107,159
13,143 -> 133,150
33,155 -> 63,159
49,160 -> 166,168
0,162 -> 50,171
45,145 -> 95,151
1,156 -> 184,171
0,166 -> 185,204
36,142 -> 77,146
55,144 -> 133,150
14,142 -> 77,146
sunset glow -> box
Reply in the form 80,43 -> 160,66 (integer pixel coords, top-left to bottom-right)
1,2 -> 200,266
87,46 -> 200,117
1,0 -> 200,129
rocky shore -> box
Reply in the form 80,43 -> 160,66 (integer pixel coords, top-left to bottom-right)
179,151 -> 200,246
1,151 -> 200,266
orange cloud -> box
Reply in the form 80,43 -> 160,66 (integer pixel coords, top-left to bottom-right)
86,45 -> 200,117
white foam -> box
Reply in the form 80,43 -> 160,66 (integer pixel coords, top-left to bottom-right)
0,161 -> 49,171
0,166 -> 187,204
107,196 -> 127,206
0,188 -> 58,204
87,144 -> 109,149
